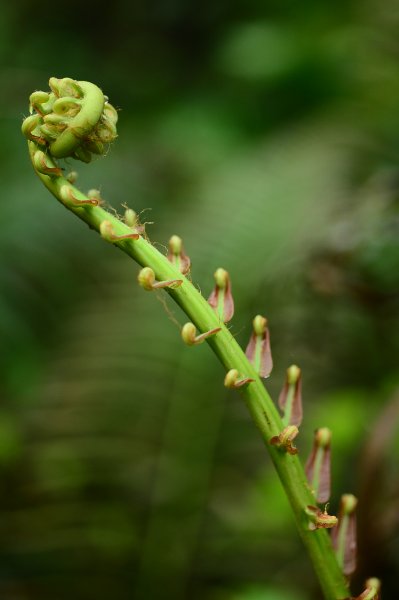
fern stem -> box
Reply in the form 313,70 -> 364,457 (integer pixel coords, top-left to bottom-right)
26,135 -> 350,599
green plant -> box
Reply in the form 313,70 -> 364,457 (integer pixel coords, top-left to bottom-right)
22,77 -> 380,600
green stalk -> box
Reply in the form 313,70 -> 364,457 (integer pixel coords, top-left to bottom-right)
24,86 -> 351,597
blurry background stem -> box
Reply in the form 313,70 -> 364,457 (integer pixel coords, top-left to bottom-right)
134,352 -> 225,600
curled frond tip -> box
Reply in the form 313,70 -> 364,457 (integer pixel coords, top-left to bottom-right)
22,77 -> 118,163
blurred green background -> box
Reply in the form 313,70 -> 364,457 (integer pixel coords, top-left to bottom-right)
1,0 -> 399,598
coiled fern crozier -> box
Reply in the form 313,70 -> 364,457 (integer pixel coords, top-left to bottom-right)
22,77 -> 380,600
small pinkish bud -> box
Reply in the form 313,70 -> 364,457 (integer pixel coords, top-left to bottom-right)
167,235 -> 191,275
305,427 -> 332,503
331,494 -> 358,576
270,425 -> 299,455
138,267 -> 182,291
208,268 -> 234,323
181,322 -> 221,346
306,505 -> 338,531
99,219 -> 140,243
278,364 -> 302,426
224,369 -> 254,389
245,314 -> 273,378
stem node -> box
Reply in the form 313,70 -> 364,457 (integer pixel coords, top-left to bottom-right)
270,425 -> 299,455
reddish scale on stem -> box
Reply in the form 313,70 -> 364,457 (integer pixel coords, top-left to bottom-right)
270,425 -> 299,455
278,364 -> 302,426
208,268 -> 234,323
167,235 -> 191,275
306,505 -> 338,531
59,185 -> 99,207
306,427 -> 332,504
245,315 -> 273,378
100,220 -> 140,242
332,494 -> 358,576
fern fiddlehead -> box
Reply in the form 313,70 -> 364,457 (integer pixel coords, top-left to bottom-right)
22,77 -> 378,600
22,77 -> 117,162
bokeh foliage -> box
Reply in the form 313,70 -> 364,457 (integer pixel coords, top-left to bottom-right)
0,0 -> 398,598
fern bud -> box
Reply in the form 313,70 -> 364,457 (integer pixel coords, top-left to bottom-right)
181,322 -> 221,346
138,267 -> 156,290
245,314 -> 273,378
22,114 -> 48,146
23,77 -> 118,163
29,91 -> 53,116
124,209 -> 138,228
124,209 -> 145,235
138,267 -> 182,291
278,364 -> 302,426
208,268 -> 234,322
167,235 -> 191,275
224,369 -> 254,389
331,494 -> 358,575
305,427 -> 332,503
